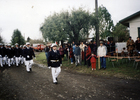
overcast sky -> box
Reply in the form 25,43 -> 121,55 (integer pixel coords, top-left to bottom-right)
0,0 -> 140,43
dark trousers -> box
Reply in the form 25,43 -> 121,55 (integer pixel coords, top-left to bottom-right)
86,55 -> 91,67
100,57 -> 106,68
84,54 -> 86,65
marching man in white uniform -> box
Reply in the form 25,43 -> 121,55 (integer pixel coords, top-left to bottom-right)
0,43 -> 3,67
48,43 -> 62,84
24,42 -> 35,73
14,43 -> 21,67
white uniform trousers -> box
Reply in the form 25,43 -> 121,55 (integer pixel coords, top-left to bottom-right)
0,57 -> 3,67
8,58 -> 14,66
11,57 -> 15,65
25,60 -> 33,72
15,57 -> 20,66
3,57 -> 7,65
51,67 -> 61,83
20,56 -> 24,64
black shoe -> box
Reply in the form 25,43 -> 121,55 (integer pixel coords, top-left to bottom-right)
53,82 -> 58,84
30,68 -> 32,72
56,78 -> 58,81
103,68 -> 106,70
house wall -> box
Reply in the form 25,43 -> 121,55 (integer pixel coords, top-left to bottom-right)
129,16 -> 140,41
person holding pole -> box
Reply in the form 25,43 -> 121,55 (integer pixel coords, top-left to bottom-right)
97,41 -> 107,70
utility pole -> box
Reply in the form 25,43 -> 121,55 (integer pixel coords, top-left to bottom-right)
95,0 -> 99,47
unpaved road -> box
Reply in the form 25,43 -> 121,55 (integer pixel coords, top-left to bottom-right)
0,63 -> 140,100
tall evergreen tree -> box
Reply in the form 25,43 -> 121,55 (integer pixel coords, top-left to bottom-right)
11,29 -> 25,45
96,5 -> 114,39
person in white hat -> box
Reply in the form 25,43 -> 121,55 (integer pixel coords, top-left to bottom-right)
24,42 -> 35,73
0,43 -> 4,67
48,43 -> 62,84
19,45 -> 24,65
7,44 -> 13,67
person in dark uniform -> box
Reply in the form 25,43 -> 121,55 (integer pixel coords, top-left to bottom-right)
14,43 -> 21,67
11,45 -> 15,66
7,44 -> 14,67
48,43 -> 62,84
20,45 -> 24,64
0,43 -> 4,67
4,44 -> 9,65
24,42 -> 35,73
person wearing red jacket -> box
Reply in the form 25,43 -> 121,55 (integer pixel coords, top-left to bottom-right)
86,44 -> 91,67
87,52 -> 97,70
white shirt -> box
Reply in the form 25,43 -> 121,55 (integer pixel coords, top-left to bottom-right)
97,45 -> 107,57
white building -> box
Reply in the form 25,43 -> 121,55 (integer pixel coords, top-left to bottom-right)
120,11 -> 140,41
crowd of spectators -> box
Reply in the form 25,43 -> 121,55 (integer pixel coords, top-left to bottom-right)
44,36 -> 140,70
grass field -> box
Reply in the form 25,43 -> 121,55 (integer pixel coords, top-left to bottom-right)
35,52 -> 140,80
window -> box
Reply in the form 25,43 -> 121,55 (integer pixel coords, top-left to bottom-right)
138,27 -> 140,37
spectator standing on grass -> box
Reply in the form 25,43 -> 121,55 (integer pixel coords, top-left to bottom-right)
80,41 -> 85,62
105,41 -> 111,55
110,40 -> 115,56
48,43 -> 62,84
89,41 -> 94,52
44,45 -> 50,61
127,36 -> 135,56
93,41 -> 97,55
87,52 -> 97,70
59,45 -> 64,61
86,44 -> 91,68
135,37 -> 140,53
84,44 -> 88,66
97,41 -> 107,70
64,45 -> 68,60
70,48 -> 74,64
74,43 -> 81,66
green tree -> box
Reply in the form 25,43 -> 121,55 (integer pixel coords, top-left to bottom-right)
0,36 -> 4,43
40,12 -> 68,44
40,8 -> 94,43
11,29 -> 25,45
113,23 -> 129,42
27,37 -> 31,42
96,5 -> 114,39
65,8 -> 93,43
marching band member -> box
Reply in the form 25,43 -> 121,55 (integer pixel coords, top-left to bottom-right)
0,43 -> 3,67
20,45 -> 24,64
14,43 -> 21,67
48,43 -> 62,84
24,42 -> 35,73
11,45 -> 15,65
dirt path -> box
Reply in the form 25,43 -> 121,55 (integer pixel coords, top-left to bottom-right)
0,63 -> 140,100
